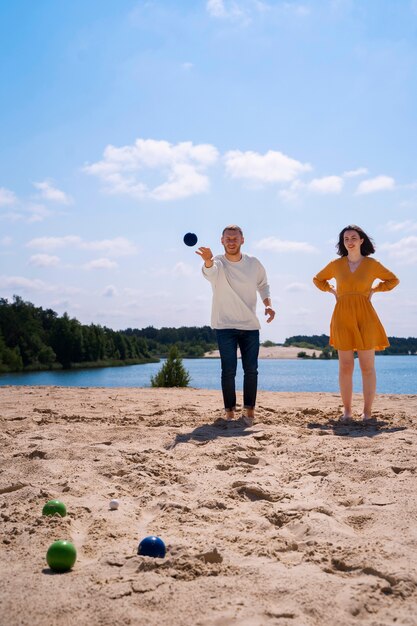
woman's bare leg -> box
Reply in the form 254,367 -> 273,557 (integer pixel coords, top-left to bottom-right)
338,350 -> 354,419
357,349 -> 376,419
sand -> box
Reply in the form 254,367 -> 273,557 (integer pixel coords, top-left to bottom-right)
1,385 -> 416,626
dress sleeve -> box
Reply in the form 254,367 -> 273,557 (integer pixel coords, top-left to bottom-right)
372,261 -> 400,293
313,261 -> 336,292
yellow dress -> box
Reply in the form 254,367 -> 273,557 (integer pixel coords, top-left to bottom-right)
313,257 -> 399,351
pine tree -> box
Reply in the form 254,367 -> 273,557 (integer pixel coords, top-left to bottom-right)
150,346 -> 190,387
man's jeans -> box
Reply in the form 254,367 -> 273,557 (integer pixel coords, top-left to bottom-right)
215,329 -> 260,411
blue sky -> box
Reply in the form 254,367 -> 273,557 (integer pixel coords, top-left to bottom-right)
1,0 -> 416,342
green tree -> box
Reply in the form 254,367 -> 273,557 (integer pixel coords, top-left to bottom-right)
262,340 -> 278,347
150,345 -> 191,387
0,333 -> 23,372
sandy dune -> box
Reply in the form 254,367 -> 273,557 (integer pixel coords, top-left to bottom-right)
1,386 -> 416,625
205,346 -> 320,359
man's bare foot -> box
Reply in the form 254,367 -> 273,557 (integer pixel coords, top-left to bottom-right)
241,415 -> 254,426
225,411 -> 235,421
241,409 -> 254,426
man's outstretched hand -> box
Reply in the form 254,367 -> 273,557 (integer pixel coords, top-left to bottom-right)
196,246 -> 214,267
265,306 -> 275,323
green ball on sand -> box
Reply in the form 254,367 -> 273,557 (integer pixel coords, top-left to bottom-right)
46,540 -> 77,572
42,500 -> 67,517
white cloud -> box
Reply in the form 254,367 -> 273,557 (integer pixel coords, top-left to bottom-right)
206,0 -> 245,20
291,4 -> 311,17
27,235 -> 81,251
356,175 -> 395,195
102,285 -> 118,297
172,262 -> 194,277
308,175 -> 344,194
403,180 -> 417,190
385,220 -> 417,233
0,275 -> 53,292
29,254 -> 60,268
279,167 -> 370,201
123,287 -> 144,298
33,180 -> 72,205
343,167 -> 368,178
27,204 -> 54,223
206,0 -> 227,17
0,187 -> 17,206
82,237 -> 137,257
0,195 -> 55,222
254,237 -> 318,253
0,210 -> 24,222
206,0 -> 310,21
285,282 -> 310,292
27,236 -> 137,257
50,298 -> 71,310
278,180 -> 304,202
0,275 -> 82,295
149,262 -> 196,278
84,258 -> 118,270
224,149 -> 312,184
84,138 -> 219,201
182,62 -> 194,71
380,236 -> 417,264
1,236 -> 12,246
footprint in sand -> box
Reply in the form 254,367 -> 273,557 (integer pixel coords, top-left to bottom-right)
345,514 -> 374,531
231,481 -> 281,502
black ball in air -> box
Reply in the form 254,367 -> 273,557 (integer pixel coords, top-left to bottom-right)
183,232 -> 198,247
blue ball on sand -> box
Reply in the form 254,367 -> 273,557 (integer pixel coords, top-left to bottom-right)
183,232 -> 198,247
138,536 -> 166,558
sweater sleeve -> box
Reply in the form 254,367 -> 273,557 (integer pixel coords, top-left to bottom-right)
313,261 -> 336,292
202,258 -> 220,283
372,261 -> 400,293
256,260 -> 271,301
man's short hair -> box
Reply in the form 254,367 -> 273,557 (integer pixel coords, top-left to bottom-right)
222,225 -> 243,236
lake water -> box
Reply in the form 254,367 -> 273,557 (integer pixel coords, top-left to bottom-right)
0,355 -> 415,394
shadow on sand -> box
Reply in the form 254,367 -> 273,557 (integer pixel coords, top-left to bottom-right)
168,417 -> 255,448
307,417 -> 407,438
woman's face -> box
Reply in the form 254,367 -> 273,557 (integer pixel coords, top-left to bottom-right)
343,229 -> 364,252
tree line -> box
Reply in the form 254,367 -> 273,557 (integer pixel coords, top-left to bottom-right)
124,325 -> 217,358
284,334 -> 417,356
0,296 -> 154,372
0,297 -> 217,373
1,297 -> 414,374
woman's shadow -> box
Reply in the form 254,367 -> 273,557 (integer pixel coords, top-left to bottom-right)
167,417 -> 255,449
307,417 -> 407,438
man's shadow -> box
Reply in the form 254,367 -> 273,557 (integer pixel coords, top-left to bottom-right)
307,417 -> 407,438
167,417 -> 255,448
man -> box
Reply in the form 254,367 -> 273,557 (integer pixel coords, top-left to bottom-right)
196,225 -> 275,426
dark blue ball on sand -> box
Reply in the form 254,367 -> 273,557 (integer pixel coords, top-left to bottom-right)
138,536 -> 166,558
183,232 -> 198,247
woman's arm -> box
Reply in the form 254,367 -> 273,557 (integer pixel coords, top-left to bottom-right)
372,261 -> 400,293
313,260 -> 336,294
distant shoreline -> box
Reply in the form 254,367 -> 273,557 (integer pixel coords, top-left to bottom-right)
204,345 -> 319,359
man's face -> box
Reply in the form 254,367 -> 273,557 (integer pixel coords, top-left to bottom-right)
221,229 -> 244,255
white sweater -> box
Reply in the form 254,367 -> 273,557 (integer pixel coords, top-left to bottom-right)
202,254 -> 271,330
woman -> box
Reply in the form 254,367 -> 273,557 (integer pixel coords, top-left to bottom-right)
313,225 -> 399,423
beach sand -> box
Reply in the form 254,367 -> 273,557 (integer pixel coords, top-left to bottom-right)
1,386 -> 416,626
